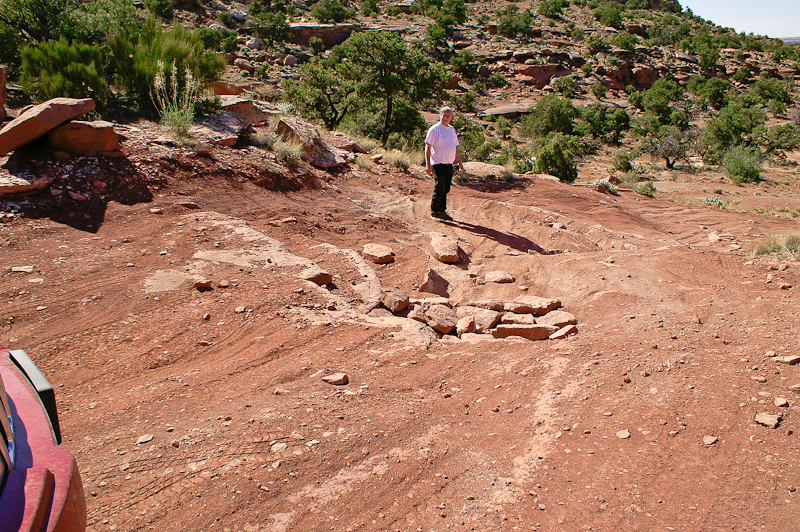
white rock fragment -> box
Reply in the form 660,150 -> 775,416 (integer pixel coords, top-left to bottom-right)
616,429 -> 631,439
136,434 -> 154,444
702,435 -> 718,446
12,266 -> 35,273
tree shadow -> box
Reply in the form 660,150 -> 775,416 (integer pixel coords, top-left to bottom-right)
444,219 -> 550,255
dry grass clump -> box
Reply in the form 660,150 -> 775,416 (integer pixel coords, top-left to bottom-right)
273,139 -> 305,166
751,233 -> 800,260
384,149 -> 421,171
355,155 -> 374,171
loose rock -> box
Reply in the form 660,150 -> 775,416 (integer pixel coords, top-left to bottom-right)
430,233 -> 460,263
505,295 -> 561,316
484,270 -> 515,283
536,310 -> 577,328
322,373 -> 349,385
362,243 -> 394,264
616,429 -> 631,439
754,413 -> 781,429
380,288 -> 410,313
702,435 -> 718,446
425,304 -> 459,334
491,324 -> 554,341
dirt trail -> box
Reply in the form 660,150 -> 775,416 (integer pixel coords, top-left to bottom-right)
2,157 -> 800,532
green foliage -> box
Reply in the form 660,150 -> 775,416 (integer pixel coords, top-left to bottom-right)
495,116 -> 512,139
703,97 -> 767,161
71,0 -> 143,45
451,113 -> 485,161
249,2 -> 291,48
732,67 -> 753,83
0,0 -> 76,45
426,23 -> 448,51
536,137 -> 578,183
579,104 -> 630,144
311,0 -> 356,23
489,72 -> 507,87
553,75 -> 578,97
635,118 -> 694,169
330,31 -> 447,145
581,62 -> 593,75
765,124 -> 800,152
386,6 -> 401,16
198,27 -> 238,53
473,138 -> 501,162
449,50 -> 482,78
751,233 -> 800,261
593,1 -> 623,29
520,95 -> 578,138
592,179 -> 619,195
586,35 -> 611,52
632,78 -> 685,125
635,180 -> 656,197
145,0 -> 174,20
571,27 -> 584,41
411,0 -> 468,28
611,31 -> 638,50
613,151 -> 633,173
722,145 -> 762,184
20,37 -> 109,103
309,37 -> 325,55
497,5 -> 535,39
450,91 -> 476,113
283,56 -> 356,130
686,75 -> 730,110
538,0 -> 566,19
750,77 -> 793,105
360,0 -> 379,17
591,81 -> 606,100
109,16 -> 225,109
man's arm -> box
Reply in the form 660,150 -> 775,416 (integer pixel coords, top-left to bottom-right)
425,143 -> 433,175
454,145 -> 464,172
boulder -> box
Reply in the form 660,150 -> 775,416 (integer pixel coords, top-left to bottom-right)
754,413 -> 781,429
485,270 -> 515,284
500,313 -> 536,325
233,58 -> 255,72
407,304 -> 427,323
276,116 -> 348,168
491,324 -> 555,341
549,324 -> 578,340
462,161 -> 513,179
461,299 -> 504,311
505,296 -> 561,316
289,23 -> 359,47
536,310 -> 577,329
299,265 -> 332,286
456,316 -> 476,336
0,97 -> 95,155
190,112 -> 253,146
380,288 -> 410,313
214,81 -> 244,95
47,120 -> 122,156
362,243 -> 394,264
456,306 -> 501,333
420,268 -> 449,296
0,173 -> 55,198
219,96 -> 281,124
430,233 -> 460,263
424,304 -> 458,334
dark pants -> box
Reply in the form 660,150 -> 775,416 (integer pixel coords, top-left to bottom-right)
431,163 -> 453,213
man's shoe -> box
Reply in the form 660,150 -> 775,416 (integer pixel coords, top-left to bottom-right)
438,211 -> 454,221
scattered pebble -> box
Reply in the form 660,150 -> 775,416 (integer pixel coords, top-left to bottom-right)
616,429 -> 631,439
322,372 -> 349,386
702,435 -> 718,446
754,413 -> 781,429
774,397 -> 790,408
136,434 -> 154,445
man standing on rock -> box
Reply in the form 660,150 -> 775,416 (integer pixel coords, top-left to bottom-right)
425,106 -> 464,222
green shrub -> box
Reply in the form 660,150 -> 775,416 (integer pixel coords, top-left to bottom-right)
571,27 -> 584,41
495,116 -> 512,139
249,9 -> 290,48
497,5 -> 535,38
765,124 -> 800,152
554,75 -> 578,97
751,77 -> 792,105
449,50 -> 482,77
732,66 -> 752,84
591,81 -> 606,100
722,145 -> 762,184
489,72 -> 507,87
611,31 -> 637,50
520,95 -> 578,138
309,36 -> 325,55
426,23 -> 448,51
593,1 -> 623,29
535,137 -> 578,183
198,27 -> 238,52
581,62 -> 592,75
751,233 -> 800,260
592,179 -> 619,194
703,97 -> 767,160
109,16 -> 225,109
613,151 -> 633,173
145,0 -> 174,20
21,37 -> 108,103
360,0 -> 379,17
586,35 -> 611,52
386,6 -> 401,16
634,180 -> 656,197
311,0 -> 356,23
538,0 -> 566,19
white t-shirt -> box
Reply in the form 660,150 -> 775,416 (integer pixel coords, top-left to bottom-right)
425,122 -> 459,165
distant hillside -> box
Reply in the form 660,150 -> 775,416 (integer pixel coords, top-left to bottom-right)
783,37 -> 800,44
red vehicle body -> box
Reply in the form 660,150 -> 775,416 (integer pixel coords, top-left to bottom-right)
0,346 -> 86,532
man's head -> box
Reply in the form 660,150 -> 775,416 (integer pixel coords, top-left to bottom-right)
439,106 -> 454,126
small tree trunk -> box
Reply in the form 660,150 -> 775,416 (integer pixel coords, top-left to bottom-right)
381,96 -> 393,145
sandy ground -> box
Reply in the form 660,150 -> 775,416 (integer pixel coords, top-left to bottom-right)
2,129 -> 800,532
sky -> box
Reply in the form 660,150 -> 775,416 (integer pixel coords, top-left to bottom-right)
682,0 -> 800,39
